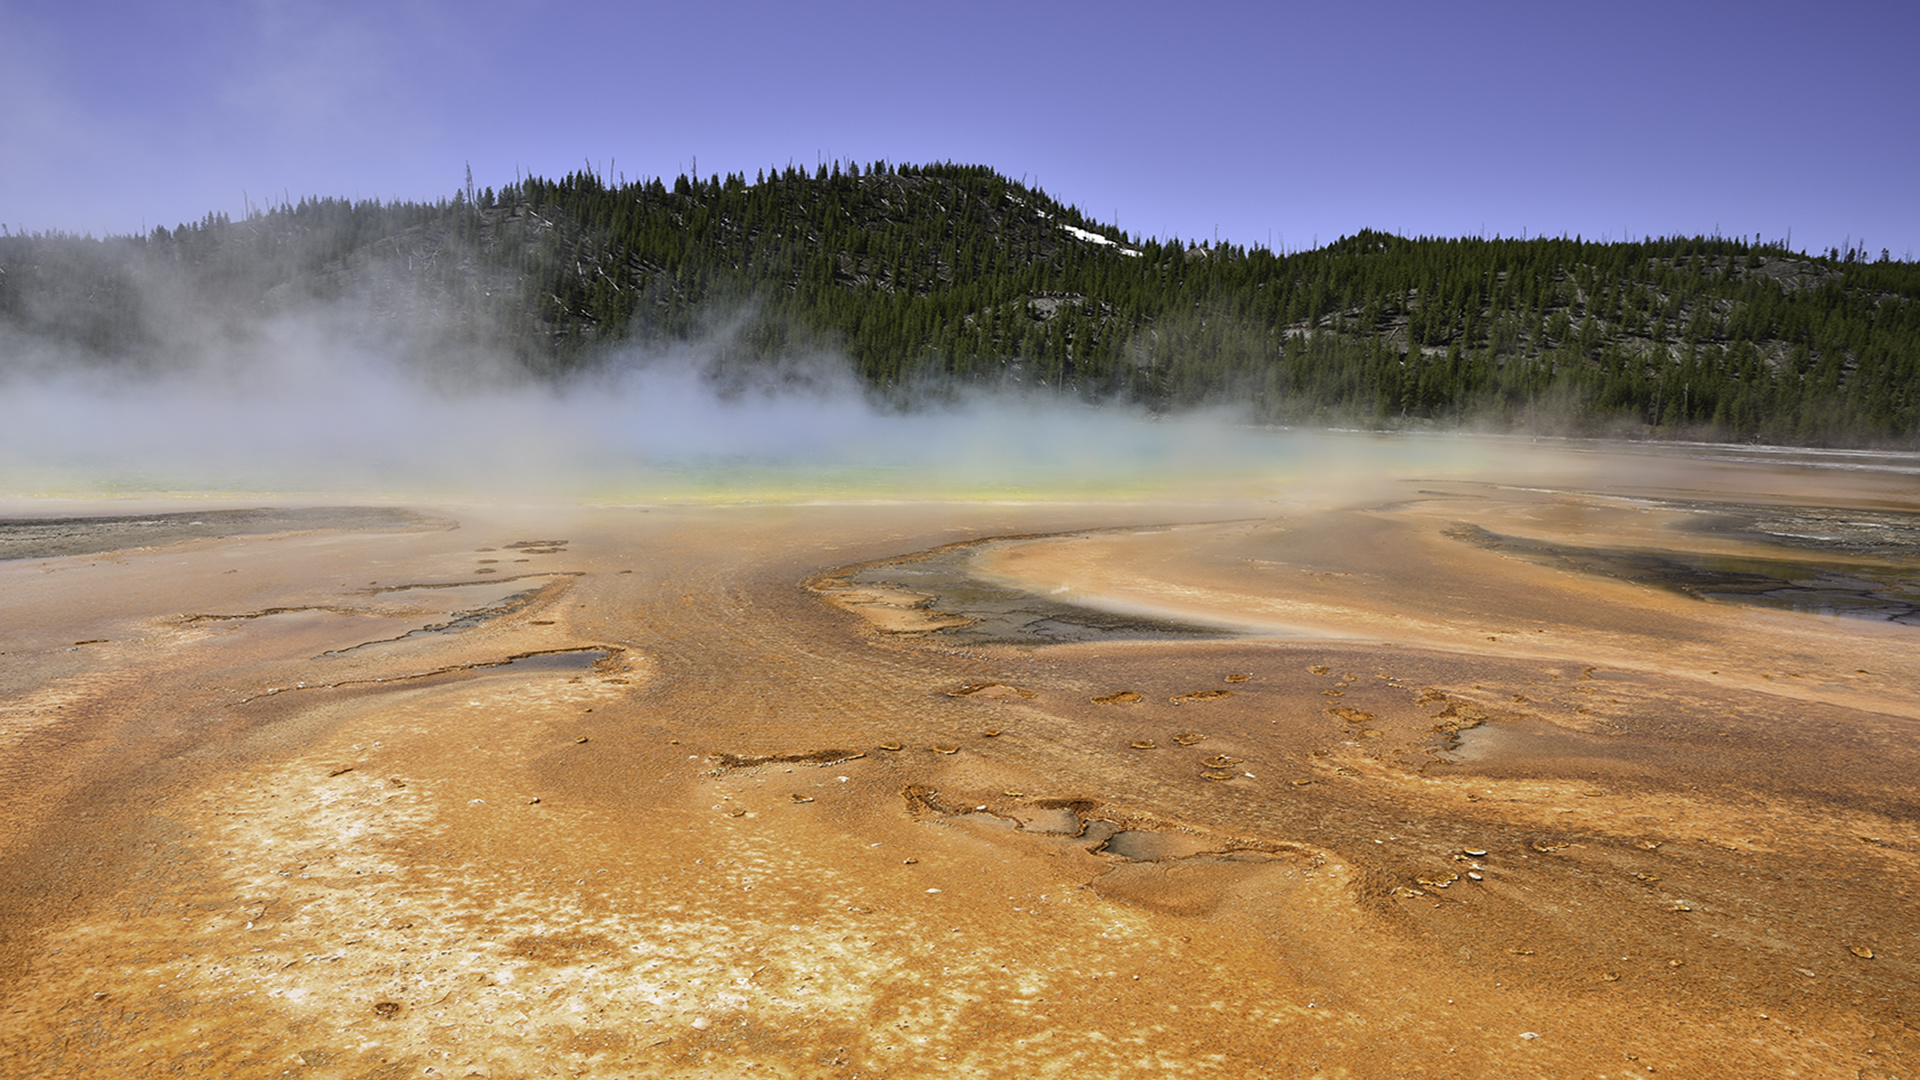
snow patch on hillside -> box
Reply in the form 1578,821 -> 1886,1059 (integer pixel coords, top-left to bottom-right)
1059,222 -> 1141,257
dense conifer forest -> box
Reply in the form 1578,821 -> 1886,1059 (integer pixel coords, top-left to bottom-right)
4,161 -> 1917,444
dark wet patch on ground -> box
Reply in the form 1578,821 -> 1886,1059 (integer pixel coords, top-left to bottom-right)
508,933 -> 615,963
902,786 -> 1278,857
0,506 -> 450,561
946,681 -> 1035,700
1678,501 -> 1920,559
1097,829 -> 1225,860
837,541 -> 1233,646
493,648 -> 609,673
1448,522 -> 1920,624
365,572 -> 583,594
318,587 -> 548,657
236,646 -> 623,703
181,604 -> 364,624
1441,714 -> 1642,766
897,782 -> 1320,916
708,749 -> 869,773
317,575 -> 580,658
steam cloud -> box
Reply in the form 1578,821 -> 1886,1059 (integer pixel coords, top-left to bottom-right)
0,282 -> 1347,501
0,243 -> 1575,504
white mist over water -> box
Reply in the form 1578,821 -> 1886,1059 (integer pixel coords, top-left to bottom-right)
0,282 -> 1548,503
0,315 -> 1319,500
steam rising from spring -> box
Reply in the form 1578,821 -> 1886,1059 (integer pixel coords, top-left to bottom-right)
0,312 -> 1269,500
0,268 -> 1535,502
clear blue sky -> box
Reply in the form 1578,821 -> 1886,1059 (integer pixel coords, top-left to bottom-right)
5,0 -> 1916,258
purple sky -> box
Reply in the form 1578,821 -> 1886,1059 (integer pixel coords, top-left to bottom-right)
5,0 -> 1916,258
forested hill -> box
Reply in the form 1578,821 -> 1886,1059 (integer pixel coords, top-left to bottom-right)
3,161 -> 1917,444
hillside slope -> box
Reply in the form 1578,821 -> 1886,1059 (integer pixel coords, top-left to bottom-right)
3,162 -> 1917,443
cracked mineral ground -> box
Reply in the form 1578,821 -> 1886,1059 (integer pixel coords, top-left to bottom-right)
1,443 -> 1917,1079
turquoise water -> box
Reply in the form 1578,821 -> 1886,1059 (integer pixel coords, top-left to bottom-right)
4,411 -> 1493,503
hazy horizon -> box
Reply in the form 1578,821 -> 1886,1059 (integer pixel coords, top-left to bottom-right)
4,2 -> 1915,259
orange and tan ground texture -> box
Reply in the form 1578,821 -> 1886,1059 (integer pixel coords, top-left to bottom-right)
1,444 -> 1915,1078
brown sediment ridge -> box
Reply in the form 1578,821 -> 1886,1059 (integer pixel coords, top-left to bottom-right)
0,457 -> 1917,1078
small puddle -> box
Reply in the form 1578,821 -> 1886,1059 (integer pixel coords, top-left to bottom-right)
1009,807 -> 1084,835
320,582 -> 555,658
837,542 -> 1233,646
233,647 -> 618,705
957,811 -> 1020,832
1448,523 -> 1920,624
1443,718 -> 1638,767
489,649 -> 609,673
1098,830 -> 1225,861
0,506 -> 448,561
1685,502 -> 1920,559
